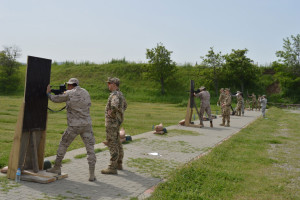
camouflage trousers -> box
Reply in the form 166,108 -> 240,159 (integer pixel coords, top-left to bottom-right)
199,105 -> 212,124
106,125 -> 124,169
55,125 -> 96,167
222,106 -> 231,124
235,103 -> 242,116
262,106 -> 266,117
251,101 -> 257,110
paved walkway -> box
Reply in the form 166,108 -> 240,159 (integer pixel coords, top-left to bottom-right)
0,110 -> 262,200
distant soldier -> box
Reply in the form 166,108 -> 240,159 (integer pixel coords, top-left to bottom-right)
257,95 -> 262,111
217,88 -> 226,114
260,95 -> 268,118
220,88 -> 231,127
194,86 -> 213,128
46,78 -> 96,181
101,77 -> 127,174
248,93 -> 257,111
235,91 -> 243,116
240,92 -> 245,116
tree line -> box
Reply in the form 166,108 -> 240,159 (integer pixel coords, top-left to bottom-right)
1,34 -> 299,103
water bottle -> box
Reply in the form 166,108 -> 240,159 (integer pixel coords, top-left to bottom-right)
15,168 -> 21,183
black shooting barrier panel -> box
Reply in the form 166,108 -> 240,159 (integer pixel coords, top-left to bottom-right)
23,56 -> 52,132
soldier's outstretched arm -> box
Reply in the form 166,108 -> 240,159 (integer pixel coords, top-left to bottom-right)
46,85 -> 68,103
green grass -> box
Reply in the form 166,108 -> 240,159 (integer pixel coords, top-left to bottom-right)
149,107 -> 300,200
126,157 -> 180,178
0,176 -> 20,193
134,138 -> 202,153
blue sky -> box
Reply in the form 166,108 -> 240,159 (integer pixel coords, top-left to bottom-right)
1,0 -> 299,65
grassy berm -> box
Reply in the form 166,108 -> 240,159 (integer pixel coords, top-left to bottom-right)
149,107 -> 300,200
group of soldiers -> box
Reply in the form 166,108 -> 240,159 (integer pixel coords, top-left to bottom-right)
45,77 -> 127,182
217,89 -> 268,126
194,86 -> 268,128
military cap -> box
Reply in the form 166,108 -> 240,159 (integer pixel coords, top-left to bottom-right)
220,88 -> 224,90
236,91 -> 240,94
106,77 -> 120,85
225,88 -> 230,91
66,78 -> 79,85
262,94 -> 266,97
199,86 -> 205,91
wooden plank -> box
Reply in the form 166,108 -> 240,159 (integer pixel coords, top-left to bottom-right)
18,131 -> 31,170
38,130 -> 47,170
23,170 -> 68,179
31,132 -> 39,173
21,175 -> 56,184
7,102 -> 25,180
184,99 -> 192,126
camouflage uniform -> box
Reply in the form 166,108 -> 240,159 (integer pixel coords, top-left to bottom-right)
217,90 -> 226,113
235,93 -> 243,116
105,88 -> 127,170
48,86 -> 96,168
257,95 -> 262,111
249,93 -> 257,111
241,97 -> 245,116
195,90 -> 212,126
260,96 -> 267,117
221,91 -> 231,126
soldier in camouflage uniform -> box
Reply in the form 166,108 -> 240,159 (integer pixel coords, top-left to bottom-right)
220,88 -> 231,127
248,93 -> 257,111
257,95 -> 262,111
260,95 -> 267,118
101,77 -> 127,175
46,78 -> 96,181
240,92 -> 245,116
217,88 -> 226,114
235,91 -> 243,116
194,86 -> 213,128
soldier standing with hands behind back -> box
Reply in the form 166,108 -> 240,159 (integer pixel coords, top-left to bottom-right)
220,88 -> 232,127
217,88 -> 226,114
101,77 -> 127,175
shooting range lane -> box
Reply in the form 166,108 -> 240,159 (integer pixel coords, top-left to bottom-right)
1,110 -> 262,200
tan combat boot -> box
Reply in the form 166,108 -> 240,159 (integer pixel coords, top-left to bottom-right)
210,121 -> 213,128
101,167 -> 117,175
46,165 -> 61,175
89,166 -> 96,182
225,122 -> 230,127
219,119 -> 225,126
200,121 -> 204,128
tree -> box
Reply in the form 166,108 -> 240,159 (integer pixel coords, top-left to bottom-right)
223,49 -> 258,94
201,47 -> 224,96
0,45 -> 22,93
276,34 -> 300,76
275,34 -> 300,102
146,43 -> 176,95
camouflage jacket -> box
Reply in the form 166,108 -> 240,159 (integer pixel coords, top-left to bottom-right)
223,94 -> 232,107
48,86 -> 92,126
195,90 -> 211,107
260,98 -> 267,108
105,89 -> 127,127
217,92 -> 226,105
237,94 -> 243,106
251,94 -> 256,102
